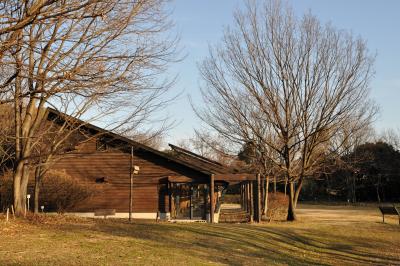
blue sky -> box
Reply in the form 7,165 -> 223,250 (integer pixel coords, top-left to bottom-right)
164,0 -> 400,143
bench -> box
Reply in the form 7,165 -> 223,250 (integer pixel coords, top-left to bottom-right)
94,209 -> 116,219
378,205 -> 400,224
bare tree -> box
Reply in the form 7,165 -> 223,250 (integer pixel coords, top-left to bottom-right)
0,0 -> 179,215
378,128 -> 400,151
195,0 -> 377,221
0,104 -> 14,170
175,131 -> 238,165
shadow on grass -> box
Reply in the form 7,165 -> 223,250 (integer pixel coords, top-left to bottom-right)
50,219 -> 400,265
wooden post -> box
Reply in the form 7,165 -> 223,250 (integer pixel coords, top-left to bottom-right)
129,146 -> 133,221
203,185 -> 208,220
210,174 -> 215,223
246,181 -> 250,212
249,181 -> 254,223
256,174 -> 261,223
241,183 -> 245,210
244,183 -> 247,210
240,183 -> 243,210
168,182 -> 172,217
243,182 -> 249,212
239,183 -> 242,209
190,185 -> 193,220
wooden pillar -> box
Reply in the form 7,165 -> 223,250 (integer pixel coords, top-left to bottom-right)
245,182 -> 249,212
241,183 -> 244,210
210,174 -> 215,223
239,184 -> 242,209
168,182 -> 172,214
249,181 -> 254,223
256,174 -> 261,223
203,185 -> 208,220
190,185 -> 193,220
243,183 -> 246,210
241,183 -> 245,210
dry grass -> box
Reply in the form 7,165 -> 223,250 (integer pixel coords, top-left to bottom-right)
0,205 -> 399,265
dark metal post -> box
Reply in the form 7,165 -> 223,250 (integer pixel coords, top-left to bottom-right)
129,146 -> 133,221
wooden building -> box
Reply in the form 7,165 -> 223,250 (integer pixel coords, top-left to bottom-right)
43,109 -> 260,222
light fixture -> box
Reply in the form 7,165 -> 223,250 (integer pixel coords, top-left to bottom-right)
133,165 -> 140,175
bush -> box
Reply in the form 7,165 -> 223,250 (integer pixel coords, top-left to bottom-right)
0,171 -> 13,211
265,192 -> 288,221
40,170 -> 94,213
222,190 -> 288,221
0,169 -> 94,213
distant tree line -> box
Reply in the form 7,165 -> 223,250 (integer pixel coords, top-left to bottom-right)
301,141 -> 400,203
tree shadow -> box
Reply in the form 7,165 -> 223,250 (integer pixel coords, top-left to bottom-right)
45,218 -> 399,265
52,220 -> 328,265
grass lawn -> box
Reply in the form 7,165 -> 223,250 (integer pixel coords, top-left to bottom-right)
0,205 -> 399,265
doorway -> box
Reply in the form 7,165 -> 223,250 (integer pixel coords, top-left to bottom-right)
170,183 -> 208,220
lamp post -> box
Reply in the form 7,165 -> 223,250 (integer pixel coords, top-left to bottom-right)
129,146 -> 140,222
27,194 -> 31,211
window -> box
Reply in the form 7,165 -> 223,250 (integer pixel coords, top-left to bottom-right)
95,177 -> 107,183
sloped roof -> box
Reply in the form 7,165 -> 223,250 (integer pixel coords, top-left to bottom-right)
168,144 -> 241,174
45,108 -> 237,176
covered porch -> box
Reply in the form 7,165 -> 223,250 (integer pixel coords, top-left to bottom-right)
165,173 -> 263,223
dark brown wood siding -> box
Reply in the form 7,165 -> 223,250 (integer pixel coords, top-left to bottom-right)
51,148 -> 209,213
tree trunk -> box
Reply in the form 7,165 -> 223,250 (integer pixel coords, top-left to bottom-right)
376,185 -> 381,203
13,162 -> 24,215
13,159 -> 31,216
262,176 -> 269,217
376,175 -> 381,203
34,165 -> 41,214
293,177 -> 303,208
20,166 -> 30,210
287,181 -> 297,221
